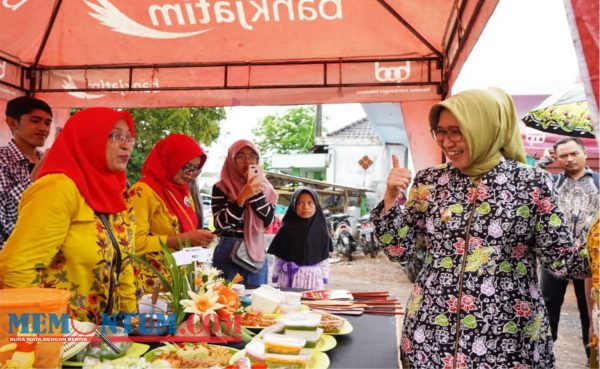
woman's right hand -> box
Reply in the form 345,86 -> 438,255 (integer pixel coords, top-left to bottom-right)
180,229 -> 217,247
384,154 -> 411,213
236,176 -> 263,206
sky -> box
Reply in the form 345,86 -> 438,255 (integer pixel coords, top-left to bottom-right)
202,0 -> 580,174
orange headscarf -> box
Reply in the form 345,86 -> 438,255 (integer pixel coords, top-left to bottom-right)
139,134 -> 206,232
38,107 -> 135,213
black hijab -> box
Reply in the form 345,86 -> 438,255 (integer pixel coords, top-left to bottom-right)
268,187 -> 333,265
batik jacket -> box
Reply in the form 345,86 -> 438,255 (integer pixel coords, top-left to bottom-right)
372,160 -> 590,369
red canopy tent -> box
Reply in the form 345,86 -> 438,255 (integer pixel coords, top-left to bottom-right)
0,0 -> 596,169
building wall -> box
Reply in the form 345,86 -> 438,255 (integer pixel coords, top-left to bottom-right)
326,143 -> 408,202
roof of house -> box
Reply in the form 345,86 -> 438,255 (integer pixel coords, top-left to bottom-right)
326,117 -> 381,141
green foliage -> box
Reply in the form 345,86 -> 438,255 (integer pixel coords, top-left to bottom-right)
252,106 -> 317,157
128,240 -> 193,327
126,107 -> 226,183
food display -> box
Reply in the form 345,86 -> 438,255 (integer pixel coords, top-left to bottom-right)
318,312 -> 346,334
68,284 -> 364,369
145,343 -> 235,368
282,312 -> 322,338
240,311 -> 278,328
265,352 -> 311,369
263,333 -> 305,355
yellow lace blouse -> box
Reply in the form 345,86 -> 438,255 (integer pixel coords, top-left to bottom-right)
0,174 -> 137,321
128,182 -> 182,293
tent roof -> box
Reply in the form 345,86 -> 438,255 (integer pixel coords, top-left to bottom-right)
0,0 -> 498,108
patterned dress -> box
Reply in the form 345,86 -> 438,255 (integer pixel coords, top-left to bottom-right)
372,160 -> 590,369
128,182 -> 184,293
0,174 -> 138,321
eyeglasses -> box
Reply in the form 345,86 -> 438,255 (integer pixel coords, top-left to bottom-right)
180,164 -> 203,175
108,133 -> 135,145
431,128 -> 463,143
234,153 -> 259,163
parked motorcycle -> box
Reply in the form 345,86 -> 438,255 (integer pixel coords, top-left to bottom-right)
326,213 -> 357,261
356,214 -> 379,258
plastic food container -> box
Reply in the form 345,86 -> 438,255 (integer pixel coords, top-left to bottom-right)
0,288 -> 71,369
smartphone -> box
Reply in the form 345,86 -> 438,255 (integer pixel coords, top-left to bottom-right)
248,164 -> 264,180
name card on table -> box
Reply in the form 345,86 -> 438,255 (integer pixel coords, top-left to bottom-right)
172,247 -> 213,265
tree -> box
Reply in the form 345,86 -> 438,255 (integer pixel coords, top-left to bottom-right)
252,106 -> 316,156
126,107 -> 225,183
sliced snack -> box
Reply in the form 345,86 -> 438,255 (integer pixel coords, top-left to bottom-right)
285,328 -> 323,349
263,333 -> 306,355
281,312 -> 322,334
264,352 -> 311,369
318,312 -> 346,334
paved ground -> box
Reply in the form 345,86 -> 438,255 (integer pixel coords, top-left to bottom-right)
325,251 -> 588,369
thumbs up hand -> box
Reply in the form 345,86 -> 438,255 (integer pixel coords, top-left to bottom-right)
384,154 -> 412,212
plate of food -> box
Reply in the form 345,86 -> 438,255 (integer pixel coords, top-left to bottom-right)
144,342 -> 238,368
316,312 -> 353,336
240,311 -> 279,330
233,346 -> 329,369
63,343 -> 150,367
314,334 -> 336,352
326,319 -> 353,336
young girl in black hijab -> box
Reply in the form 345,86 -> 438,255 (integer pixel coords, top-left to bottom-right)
268,187 -> 333,289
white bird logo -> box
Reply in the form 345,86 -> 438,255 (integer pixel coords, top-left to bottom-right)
62,76 -> 105,99
84,0 -> 212,39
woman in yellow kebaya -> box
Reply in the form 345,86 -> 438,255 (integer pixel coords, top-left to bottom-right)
129,134 -> 216,292
586,212 -> 600,367
0,107 -> 138,321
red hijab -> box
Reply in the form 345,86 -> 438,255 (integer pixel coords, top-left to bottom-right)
139,134 -> 206,232
215,139 -> 278,262
38,107 -> 135,213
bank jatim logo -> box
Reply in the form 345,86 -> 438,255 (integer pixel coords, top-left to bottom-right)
62,75 -> 161,99
84,0 -> 344,39
374,61 -> 411,83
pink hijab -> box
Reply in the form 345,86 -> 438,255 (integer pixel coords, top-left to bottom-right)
215,140 -> 278,262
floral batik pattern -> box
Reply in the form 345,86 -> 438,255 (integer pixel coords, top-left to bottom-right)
35,198 -> 137,322
372,160 -> 590,369
128,185 -> 181,294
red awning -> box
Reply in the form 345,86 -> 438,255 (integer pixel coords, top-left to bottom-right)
0,0 -> 498,108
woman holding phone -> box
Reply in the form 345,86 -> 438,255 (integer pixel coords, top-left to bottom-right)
211,139 -> 278,287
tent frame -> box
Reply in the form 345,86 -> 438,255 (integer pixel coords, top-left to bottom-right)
0,0 -> 487,100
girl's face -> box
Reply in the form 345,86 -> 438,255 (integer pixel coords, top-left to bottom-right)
233,146 -> 259,179
295,192 -> 316,219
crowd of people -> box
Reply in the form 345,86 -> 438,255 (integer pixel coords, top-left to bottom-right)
0,90 -> 597,367
0,98 -> 332,318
